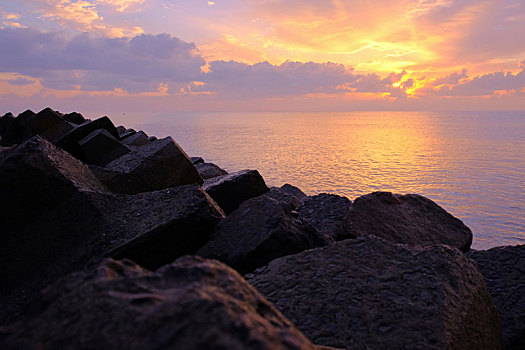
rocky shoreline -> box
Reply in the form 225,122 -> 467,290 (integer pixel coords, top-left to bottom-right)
0,108 -> 523,349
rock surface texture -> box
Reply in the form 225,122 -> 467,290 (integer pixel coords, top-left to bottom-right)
298,193 -> 352,241
198,189 -> 331,274
246,237 -> 502,350
470,245 -> 525,350
344,191 -> 473,251
195,162 -> 228,179
0,257 -> 320,350
203,169 -> 269,214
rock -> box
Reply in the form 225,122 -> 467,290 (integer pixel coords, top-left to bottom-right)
344,191 -> 473,251
195,162 -> 228,179
62,111 -> 86,125
197,189 -> 331,274
0,257 -> 319,350
0,112 -> 15,136
148,135 -> 157,142
90,137 -> 203,194
279,183 -> 307,200
298,193 -> 351,241
121,130 -> 150,147
0,146 -> 14,159
54,116 -> 120,160
203,169 -> 269,214
0,110 -> 35,146
246,237 -> 502,350
469,245 -> 525,350
191,156 -> 204,164
116,125 -> 126,134
119,128 -> 136,140
29,108 -> 74,142
78,129 -> 131,166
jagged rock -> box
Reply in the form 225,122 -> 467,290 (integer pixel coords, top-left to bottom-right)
196,162 -> 228,179
29,108 -> 74,142
78,129 -> 131,166
246,237 -> 502,350
0,257 -> 319,350
197,189 -> 331,274
0,110 -> 35,146
191,156 -> 204,164
344,191 -> 473,251
119,128 -> 136,140
62,112 -> 86,125
116,125 -> 126,134
54,116 -> 120,160
279,183 -> 307,200
148,135 -> 157,141
0,112 -> 15,136
121,130 -> 150,147
203,169 -> 269,214
90,137 -> 203,194
298,193 -> 351,240
469,245 -> 525,350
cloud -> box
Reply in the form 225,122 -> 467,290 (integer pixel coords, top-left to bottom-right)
431,68 -> 468,86
436,69 -> 525,96
8,77 -> 35,86
96,0 -> 145,12
0,28 -> 205,92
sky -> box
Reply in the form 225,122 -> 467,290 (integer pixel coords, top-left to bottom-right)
1,0 -> 524,113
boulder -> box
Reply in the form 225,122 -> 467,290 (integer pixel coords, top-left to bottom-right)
148,135 -> 157,141
344,191 -> 473,251
195,162 -> 228,179
121,130 -> 150,147
197,189 -> 331,274
469,245 -> 525,350
0,110 -> 35,146
116,125 -> 126,135
279,183 -> 307,201
119,128 -> 136,140
298,193 -> 351,241
29,108 -> 74,142
191,156 -> 204,164
90,136 -> 203,194
78,129 -> 131,166
54,116 -> 120,160
0,257 -> 319,350
246,237 -> 502,350
0,146 -> 14,159
203,169 -> 269,214
0,112 -> 15,136
62,111 -> 86,125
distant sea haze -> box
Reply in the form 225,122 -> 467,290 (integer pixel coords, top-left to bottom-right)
109,111 -> 525,250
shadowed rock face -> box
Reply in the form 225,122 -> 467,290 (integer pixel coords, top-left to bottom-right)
298,193 -> 352,241
469,245 -> 525,350
91,136 -> 203,194
0,257 -> 320,350
344,191 -> 473,251
195,162 -> 228,179
203,169 -> 269,214
246,237 -> 502,350
197,189 -> 332,274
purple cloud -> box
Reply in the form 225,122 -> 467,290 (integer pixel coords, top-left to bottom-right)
7,77 -> 35,85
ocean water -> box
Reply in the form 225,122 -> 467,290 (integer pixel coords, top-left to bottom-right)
108,111 -> 525,250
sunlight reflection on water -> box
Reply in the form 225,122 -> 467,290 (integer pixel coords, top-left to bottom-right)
108,111 -> 525,250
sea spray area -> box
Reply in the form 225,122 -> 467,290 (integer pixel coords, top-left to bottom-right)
0,108 -> 523,349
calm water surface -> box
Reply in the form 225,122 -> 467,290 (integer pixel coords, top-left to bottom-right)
108,111 -> 525,250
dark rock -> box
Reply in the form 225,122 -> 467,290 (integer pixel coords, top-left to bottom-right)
90,137 -> 203,194
191,156 -> 204,164
148,135 -> 157,141
119,128 -> 136,140
203,169 -> 269,214
196,162 -> 228,179
29,108 -> 74,142
78,129 -> 131,166
246,237 -> 502,350
116,125 -> 126,134
469,245 -> 525,350
0,112 -> 15,135
0,257 -> 319,350
197,189 -> 331,274
62,112 -> 86,125
121,130 -> 150,147
280,183 -> 307,200
344,191 -> 473,251
0,146 -> 14,159
54,116 -> 120,160
0,110 -> 35,146
298,193 -> 351,240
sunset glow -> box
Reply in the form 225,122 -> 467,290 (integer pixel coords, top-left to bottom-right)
1,0 -> 524,112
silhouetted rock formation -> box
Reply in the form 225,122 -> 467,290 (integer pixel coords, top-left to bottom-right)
470,245 -> 525,350
0,257 -> 319,350
246,237 -> 502,349
344,191 -> 473,251
195,161 -> 228,179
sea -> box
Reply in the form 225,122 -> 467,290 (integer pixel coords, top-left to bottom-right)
107,111 -> 525,250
